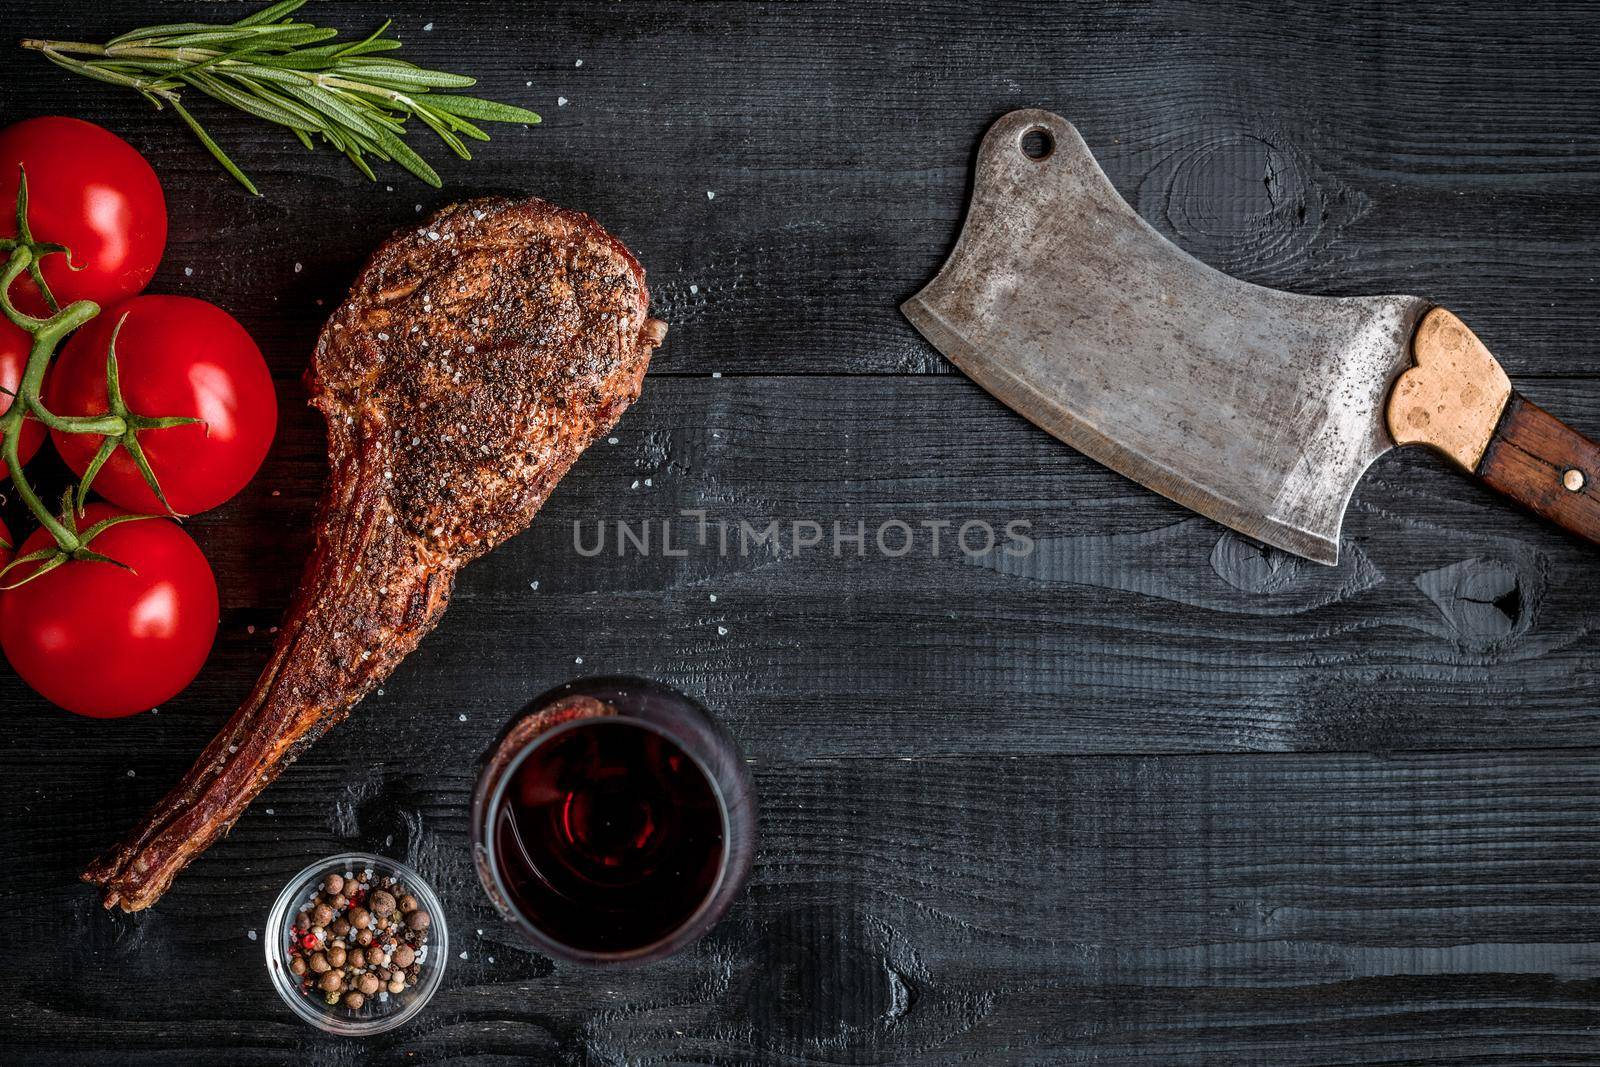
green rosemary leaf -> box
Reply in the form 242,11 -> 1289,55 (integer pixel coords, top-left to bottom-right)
337,18 -> 393,58
413,107 -> 472,161
275,81 -> 381,140
421,95 -> 543,125
170,97 -> 262,196
344,145 -> 378,182
336,37 -> 405,58
371,124 -> 441,187
233,0 -> 309,28
107,22 -> 214,47
185,70 -> 324,133
342,59 -> 473,87
423,106 -> 491,143
21,0 -> 542,193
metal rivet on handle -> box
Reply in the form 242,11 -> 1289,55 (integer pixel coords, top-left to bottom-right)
1563,468 -> 1586,492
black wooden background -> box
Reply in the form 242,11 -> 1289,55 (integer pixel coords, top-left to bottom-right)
4,2 -> 1600,1064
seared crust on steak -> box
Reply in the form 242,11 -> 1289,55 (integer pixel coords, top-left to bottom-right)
84,197 -> 665,911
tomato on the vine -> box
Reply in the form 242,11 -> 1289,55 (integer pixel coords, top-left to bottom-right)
0,503 -> 218,718
0,317 -> 43,479
48,295 -> 277,515
0,117 -> 167,316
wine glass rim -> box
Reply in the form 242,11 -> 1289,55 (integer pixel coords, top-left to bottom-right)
477,710 -> 737,965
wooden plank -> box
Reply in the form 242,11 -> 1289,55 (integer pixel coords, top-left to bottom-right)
2,1 -> 1600,377
7,749 -> 1600,1065
9,376 -> 1597,759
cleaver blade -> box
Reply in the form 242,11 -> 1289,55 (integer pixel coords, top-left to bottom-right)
903,109 -> 1428,565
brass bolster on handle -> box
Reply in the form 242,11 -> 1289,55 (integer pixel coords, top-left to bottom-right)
1386,307 -> 1513,472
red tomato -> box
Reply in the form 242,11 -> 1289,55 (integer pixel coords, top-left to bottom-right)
48,295 -> 277,515
0,503 -> 218,717
0,117 -> 167,316
0,517 -> 10,572
0,317 -> 43,479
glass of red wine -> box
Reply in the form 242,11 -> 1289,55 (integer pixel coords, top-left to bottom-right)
470,677 -> 756,964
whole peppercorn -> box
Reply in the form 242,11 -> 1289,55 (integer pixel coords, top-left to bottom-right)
405,909 -> 431,932
323,873 -> 345,896
327,945 -> 348,969
289,956 -> 308,977
356,929 -> 374,947
391,944 -> 416,968
330,917 -> 351,937
312,902 -> 335,927
343,991 -> 366,1011
308,952 -> 331,974
387,976 -> 406,995
317,971 -> 344,993
358,973 -> 382,996
369,889 -> 397,917
348,906 -> 371,929
348,947 -> 366,969
397,894 -> 420,914
294,912 -> 311,931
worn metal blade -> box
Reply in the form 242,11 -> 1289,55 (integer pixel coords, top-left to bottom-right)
903,109 -> 1428,565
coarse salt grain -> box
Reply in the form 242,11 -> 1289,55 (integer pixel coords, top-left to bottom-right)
126,769 -> 136,777
707,190 -> 715,200
184,266 -> 193,276
718,626 -> 729,636
458,714 -> 467,722
607,436 -> 618,445
423,21 -> 433,30
709,594 -> 717,602
575,59 -> 583,67
690,284 -> 699,295
247,930 -> 258,941
558,97 -> 568,107
294,262 -> 303,273
575,657 -> 583,665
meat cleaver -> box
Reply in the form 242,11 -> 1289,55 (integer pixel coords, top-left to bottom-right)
903,109 -> 1600,564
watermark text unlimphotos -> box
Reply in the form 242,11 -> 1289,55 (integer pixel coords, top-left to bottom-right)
573,510 -> 1034,559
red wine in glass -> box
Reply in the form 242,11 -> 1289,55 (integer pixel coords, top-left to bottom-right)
471,677 -> 755,963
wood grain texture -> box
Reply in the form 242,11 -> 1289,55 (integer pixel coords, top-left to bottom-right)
3,0 -> 1600,1063
1478,392 -> 1600,547
4,1 -> 1600,378
10,750 -> 1600,1065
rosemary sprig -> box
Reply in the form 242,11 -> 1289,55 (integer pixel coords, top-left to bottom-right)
20,0 -> 543,196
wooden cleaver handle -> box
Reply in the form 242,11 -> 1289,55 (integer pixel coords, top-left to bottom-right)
1389,308 -> 1600,547
1477,394 -> 1600,543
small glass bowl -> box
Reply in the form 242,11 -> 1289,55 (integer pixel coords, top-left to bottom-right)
265,852 -> 449,1036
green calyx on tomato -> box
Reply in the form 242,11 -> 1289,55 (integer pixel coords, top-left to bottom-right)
64,311 -> 202,515
0,489 -> 158,590
0,502 -> 218,718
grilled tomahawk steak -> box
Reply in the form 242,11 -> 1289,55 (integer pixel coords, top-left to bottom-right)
84,197 -> 666,911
